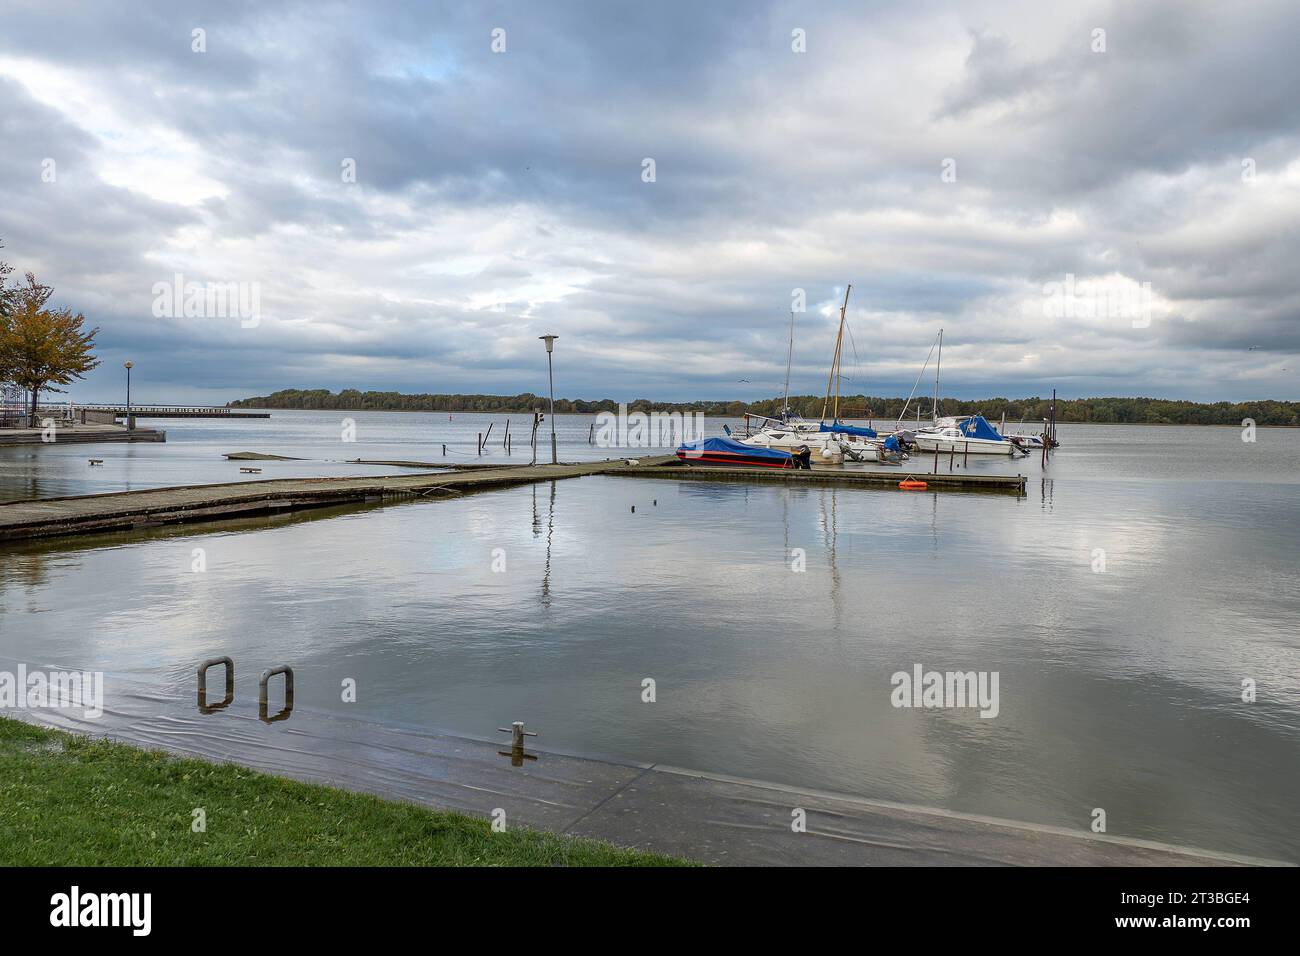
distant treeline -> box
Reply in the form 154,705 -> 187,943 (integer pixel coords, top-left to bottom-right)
229,389 -> 1300,426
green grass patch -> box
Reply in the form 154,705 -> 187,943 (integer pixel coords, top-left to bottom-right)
0,717 -> 687,866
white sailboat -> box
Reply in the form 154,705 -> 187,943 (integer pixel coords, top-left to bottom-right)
895,330 -> 1026,456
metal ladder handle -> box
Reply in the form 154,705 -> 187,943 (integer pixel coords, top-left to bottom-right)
259,665 -> 295,710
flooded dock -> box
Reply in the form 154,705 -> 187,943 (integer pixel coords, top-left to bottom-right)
0,455 -> 1023,541
0,422 -> 166,446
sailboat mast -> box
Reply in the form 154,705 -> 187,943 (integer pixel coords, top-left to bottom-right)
933,328 -> 943,424
782,309 -> 795,420
821,285 -> 851,422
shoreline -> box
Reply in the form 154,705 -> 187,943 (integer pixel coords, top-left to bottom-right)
6,705 -> 1282,868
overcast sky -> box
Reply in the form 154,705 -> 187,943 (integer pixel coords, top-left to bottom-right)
2,0 -> 1297,404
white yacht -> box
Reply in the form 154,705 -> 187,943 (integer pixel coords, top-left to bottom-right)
912,415 -> 1026,455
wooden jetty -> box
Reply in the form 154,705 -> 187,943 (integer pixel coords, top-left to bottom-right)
614,460 -> 1027,493
0,456 -> 1024,543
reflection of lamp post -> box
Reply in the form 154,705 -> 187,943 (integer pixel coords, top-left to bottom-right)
539,335 -> 558,464
124,361 -> 134,431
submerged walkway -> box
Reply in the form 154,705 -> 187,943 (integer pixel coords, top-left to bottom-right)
0,459 -> 660,542
0,423 -> 165,445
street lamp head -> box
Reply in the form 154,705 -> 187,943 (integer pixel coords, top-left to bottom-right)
124,361 -> 134,369
538,334 -> 558,354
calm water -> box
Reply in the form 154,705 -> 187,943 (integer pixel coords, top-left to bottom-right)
1,415 -> 1298,861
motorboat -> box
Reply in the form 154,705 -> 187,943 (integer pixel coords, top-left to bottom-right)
676,436 -> 795,468
912,414 -> 1026,455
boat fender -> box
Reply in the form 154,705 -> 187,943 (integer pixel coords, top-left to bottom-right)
898,479 -> 928,490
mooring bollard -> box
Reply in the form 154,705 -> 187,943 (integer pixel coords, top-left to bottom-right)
197,656 -> 234,712
259,664 -> 294,723
497,720 -> 539,766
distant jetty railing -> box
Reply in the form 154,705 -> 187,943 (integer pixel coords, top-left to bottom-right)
72,405 -> 271,419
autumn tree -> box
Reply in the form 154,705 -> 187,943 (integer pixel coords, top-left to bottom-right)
0,238 -> 16,319
0,272 -> 99,425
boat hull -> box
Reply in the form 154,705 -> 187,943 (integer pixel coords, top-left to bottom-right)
676,450 -> 792,468
911,435 -> 1019,455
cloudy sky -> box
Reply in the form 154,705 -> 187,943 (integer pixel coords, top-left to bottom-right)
2,0 -> 1297,404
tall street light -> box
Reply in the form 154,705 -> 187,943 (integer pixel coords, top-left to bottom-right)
538,335 -> 558,464
124,361 -> 134,431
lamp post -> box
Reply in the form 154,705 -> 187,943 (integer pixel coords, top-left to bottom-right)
538,335 -> 558,464
124,361 -> 134,431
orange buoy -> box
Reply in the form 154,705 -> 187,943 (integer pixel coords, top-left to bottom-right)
898,480 -> 928,490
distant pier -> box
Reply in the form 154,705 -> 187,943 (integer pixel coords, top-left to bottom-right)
76,404 -> 271,419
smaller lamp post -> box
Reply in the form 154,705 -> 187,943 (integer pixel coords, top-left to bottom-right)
124,361 -> 134,431
538,335 -> 558,464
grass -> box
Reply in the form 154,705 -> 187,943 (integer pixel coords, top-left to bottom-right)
0,717 -> 687,866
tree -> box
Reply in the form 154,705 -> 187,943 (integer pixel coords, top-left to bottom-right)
0,238 -> 16,319
0,273 -> 99,426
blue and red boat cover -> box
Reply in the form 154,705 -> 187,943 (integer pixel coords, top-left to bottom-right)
676,436 -> 793,463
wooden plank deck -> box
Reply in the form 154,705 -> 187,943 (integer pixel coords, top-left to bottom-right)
612,460 -> 1027,492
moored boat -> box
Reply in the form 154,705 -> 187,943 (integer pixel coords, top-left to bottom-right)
912,414 -> 1026,455
676,436 -> 795,467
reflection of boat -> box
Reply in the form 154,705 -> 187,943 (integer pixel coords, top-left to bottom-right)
912,415 -> 1025,455
676,436 -> 794,467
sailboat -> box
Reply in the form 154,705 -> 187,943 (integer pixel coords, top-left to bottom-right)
901,331 -> 1026,456
737,304 -> 847,463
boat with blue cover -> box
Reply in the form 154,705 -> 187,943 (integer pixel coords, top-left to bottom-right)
912,414 -> 1025,455
676,436 -> 795,468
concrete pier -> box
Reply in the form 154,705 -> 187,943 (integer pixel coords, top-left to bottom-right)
0,422 -> 166,446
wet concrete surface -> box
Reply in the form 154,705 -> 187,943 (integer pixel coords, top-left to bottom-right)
7,661 -> 1277,867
